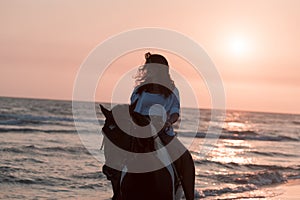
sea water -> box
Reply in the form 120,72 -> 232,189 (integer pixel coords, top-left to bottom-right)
0,97 -> 299,199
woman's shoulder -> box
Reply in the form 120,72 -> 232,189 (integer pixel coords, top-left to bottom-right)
172,87 -> 179,95
172,86 -> 179,93
130,87 -> 141,103
170,87 -> 180,101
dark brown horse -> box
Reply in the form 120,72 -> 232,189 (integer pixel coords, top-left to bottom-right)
100,104 -> 195,200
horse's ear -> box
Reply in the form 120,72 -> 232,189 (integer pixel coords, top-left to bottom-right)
99,104 -> 111,118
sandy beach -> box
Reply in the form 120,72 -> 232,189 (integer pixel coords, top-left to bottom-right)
270,179 -> 300,199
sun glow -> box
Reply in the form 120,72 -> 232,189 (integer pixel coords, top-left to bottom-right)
218,33 -> 255,62
229,36 -> 251,57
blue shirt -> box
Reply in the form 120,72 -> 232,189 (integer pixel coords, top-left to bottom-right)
130,87 -> 180,136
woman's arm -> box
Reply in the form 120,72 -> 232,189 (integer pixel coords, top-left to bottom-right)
167,87 -> 180,126
130,87 -> 139,105
167,113 -> 179,125
165,113 -> 179,129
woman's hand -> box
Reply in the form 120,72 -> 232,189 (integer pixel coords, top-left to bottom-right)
164,113 -> 179,131
164,120 -> 172,131
167,113 -> 179,125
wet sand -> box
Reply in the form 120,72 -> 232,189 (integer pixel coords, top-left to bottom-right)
271,179 -> 300,199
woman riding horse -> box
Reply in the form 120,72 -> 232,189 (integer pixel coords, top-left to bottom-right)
101,52 -> 195,200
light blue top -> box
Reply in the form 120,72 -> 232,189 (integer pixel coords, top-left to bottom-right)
130,87 -> 180,136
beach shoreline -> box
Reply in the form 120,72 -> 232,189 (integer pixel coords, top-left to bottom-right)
270,179 -> 300,199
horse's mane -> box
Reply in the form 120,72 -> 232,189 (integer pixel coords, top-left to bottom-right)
101,104 -> 156,153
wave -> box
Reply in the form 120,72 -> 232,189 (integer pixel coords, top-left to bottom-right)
250,150 -> 298,157
0,166 -> 32,174
213,170 -> 286,186
71,171 -> 105,179
194,131 -> 299,142
194,159 -> 300,183
42,146 -> 90,155
0,113 -> 104,127
13,158 -> 44,164
195,159 -> 300,172
0,113 -> 74,124
1,147 -> 25,153
223,130 -> 258,135
196,184 -> 259,198
77,183 -> 104,189
0,166 -> 54,186
0,145 -> 90,156
292,121 -> 300,125
0,173 -> 70,187
194,170 -> 288,198
0,165 -> 104,190
0,127 -> 78,134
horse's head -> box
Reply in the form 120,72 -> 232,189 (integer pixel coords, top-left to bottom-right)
100,104 -> 133,152
100,104 -> 156,154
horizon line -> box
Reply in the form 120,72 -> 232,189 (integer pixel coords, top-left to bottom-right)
1,95 -> 299,116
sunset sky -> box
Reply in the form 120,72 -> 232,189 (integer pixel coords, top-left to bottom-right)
1,0 -> 299,114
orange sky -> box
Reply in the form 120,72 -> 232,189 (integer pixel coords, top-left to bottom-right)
0,0 -> 299,114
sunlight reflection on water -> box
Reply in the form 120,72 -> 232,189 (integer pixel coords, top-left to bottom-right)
208,139 -> 253,165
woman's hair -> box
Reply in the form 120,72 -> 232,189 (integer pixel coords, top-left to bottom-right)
134,52 -> 175,98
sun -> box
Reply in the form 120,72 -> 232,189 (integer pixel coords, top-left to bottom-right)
229,36 -> 250,57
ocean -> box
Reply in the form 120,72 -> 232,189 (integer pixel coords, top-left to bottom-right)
0,97 -> 299,199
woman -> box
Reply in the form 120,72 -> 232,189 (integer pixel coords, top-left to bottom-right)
130,52 -> 180,143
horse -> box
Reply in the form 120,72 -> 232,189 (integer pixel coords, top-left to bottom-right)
100,104 -> 195,200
